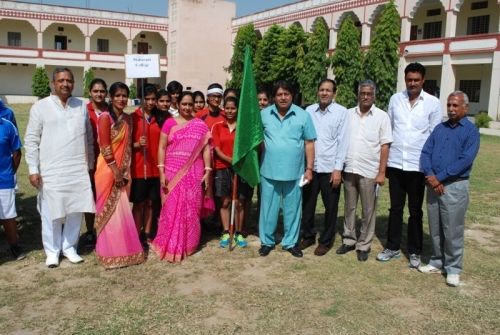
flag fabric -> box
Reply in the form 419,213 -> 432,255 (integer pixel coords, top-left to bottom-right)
232,46 -> 263,188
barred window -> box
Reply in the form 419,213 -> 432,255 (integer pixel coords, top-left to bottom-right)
467,15 -> 489,35
97,39 -> 109,53
423,21 -> 442,39
459,80 -> 481,103
8,32 -> 21,46
471,1 -> 488,10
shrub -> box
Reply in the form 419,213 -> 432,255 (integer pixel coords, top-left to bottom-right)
31,67 -> 51,99
129,83 -> 137,100
83,68 -> 95,98
475,111 -> 492,128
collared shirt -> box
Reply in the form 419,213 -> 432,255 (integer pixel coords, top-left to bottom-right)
212,120 -> 236,170
195,107 -> 226,130
344,105 -> 393,179
0,100 -> 17,128
24,95 -> 95,219
168,106 -> 179,117
131,108 -> 161,179
86,101 -> 108,171
260,103 -> 317,181
0,118 -> 21,189
421,117 -> 480,183
305,101 -> 349,172
387,90 -> 442,171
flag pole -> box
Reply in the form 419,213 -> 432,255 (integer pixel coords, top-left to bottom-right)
141,80 -> 147,180
228,174 -> 238,251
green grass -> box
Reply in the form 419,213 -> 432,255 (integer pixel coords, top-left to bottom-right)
0,104 -> 499,334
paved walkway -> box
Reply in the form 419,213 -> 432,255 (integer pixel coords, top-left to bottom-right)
480,121 -> 500,137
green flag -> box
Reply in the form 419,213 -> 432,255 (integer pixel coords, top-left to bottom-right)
232,46 -> 263,188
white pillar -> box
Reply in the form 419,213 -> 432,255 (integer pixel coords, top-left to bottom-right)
127,39 -> 133,54
439,54 -> 456,116
396,57 -> 407,92
488,51 -> 500,121
444,10 -> 457,38
37,31 -> 43,49
329,28 -> 338,49
85,36 -> 90,52
361,23 -> 371,47
400,17 -> 412,42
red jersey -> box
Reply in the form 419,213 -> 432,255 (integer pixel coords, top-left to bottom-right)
195,107 -> 226,130
87,101 -> 108,170
212,120 -> 237,170
131,108 -> 161,179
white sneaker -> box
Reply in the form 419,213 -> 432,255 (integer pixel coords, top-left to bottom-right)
446,274 -> 460,287
63,250 -> 84,264
45,254 -> 59,268
418,264 -> 443,274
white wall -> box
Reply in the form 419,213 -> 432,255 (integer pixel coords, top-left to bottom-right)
0,63 -> 36,95
43,23 -> 85,51
90,28 -> 127,53
456,0 -> 499,36
0,19 -> 37,48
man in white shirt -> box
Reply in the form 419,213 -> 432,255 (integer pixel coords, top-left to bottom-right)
25,68 -> 95,268
299,79 -> 349,256
376,63 -> 442,267
336,80 -> 392,261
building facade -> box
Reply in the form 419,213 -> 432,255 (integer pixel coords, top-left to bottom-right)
232,0 -> 500,120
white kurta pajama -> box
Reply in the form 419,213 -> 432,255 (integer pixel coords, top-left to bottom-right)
24,95 -> 95,258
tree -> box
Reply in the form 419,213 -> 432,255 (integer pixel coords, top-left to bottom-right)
83,68 -> 95,98
298,18 -> 329,105
31,67 -> 51,99
363,0 -> 401,110
330,16 -> 363,108
129,83 -> 137,100
226,23 -> 259,90
254,24 -> 285,89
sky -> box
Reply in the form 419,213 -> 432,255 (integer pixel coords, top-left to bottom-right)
18,0 -> 298,17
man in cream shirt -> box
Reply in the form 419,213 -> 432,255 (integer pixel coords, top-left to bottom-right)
25,67 -> 95,268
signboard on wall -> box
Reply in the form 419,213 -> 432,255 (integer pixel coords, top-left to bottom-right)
125,54 -> 160,78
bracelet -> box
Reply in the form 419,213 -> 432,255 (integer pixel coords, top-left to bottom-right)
107,160 -> 116,166
204,167 -> 213,171
157,164 -> 165,168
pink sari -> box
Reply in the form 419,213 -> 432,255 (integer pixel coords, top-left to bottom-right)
94,113 -> 145,269
153,118 -> 212,262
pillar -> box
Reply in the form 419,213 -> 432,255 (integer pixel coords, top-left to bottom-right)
329,28 -> 338,50
487,51 -> 500,121
85,36 -> 90,52
439,54 -> 456,116
444,10 -> 457,38
127,39 -> 133,54
400,17 -> 412,42
361,23 -> 371,47
396,57 -> 407,92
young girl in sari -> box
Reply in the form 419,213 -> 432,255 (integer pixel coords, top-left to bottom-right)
94,82 -> 145,269
153,92 -> 213,262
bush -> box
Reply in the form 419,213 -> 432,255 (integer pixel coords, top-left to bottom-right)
31,67 -> 51,99
83,68 -> 95,98
475,111 -> 492,128
129,83 -> 137,100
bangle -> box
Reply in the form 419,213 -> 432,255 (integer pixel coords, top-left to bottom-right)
157,164 -> 165,168
204,167 -> 213,171
107,160 -> 116,166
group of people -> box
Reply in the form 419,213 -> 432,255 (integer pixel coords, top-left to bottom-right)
2,62 -> 480,287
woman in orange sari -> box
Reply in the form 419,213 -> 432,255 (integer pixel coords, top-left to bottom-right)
94,82 -> 145,269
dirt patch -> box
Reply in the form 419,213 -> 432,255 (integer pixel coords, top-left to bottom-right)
384,297 -> 428,322
175,272 -> 228,295
465,226 -> 499,252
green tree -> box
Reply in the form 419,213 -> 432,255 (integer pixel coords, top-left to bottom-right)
330,16 -> 363,108
363,0 -> 401,110
83,68 -> 95,98
298,18 -> 329,105
129,83 -> 137,100
226,23 -> 259,90
254,24 -> 285,89
31,67 -> 51,99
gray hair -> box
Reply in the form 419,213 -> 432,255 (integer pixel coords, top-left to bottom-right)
52,67 -> 74,82
448,90 -> 469,106
358,79 -> 377,96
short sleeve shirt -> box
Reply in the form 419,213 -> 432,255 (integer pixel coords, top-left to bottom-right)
131,108 -> 161,179
212,121 -> 235,170
0,118 -> 22,189
260,104 -> 317,181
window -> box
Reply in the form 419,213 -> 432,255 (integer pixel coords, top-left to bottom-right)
423,80 -> 439,97
471,1 -> 488,10
467,15 -> 489,35
54,35 -> 67,50
427,8 -> 441,17
410,25 -> 418,40
423,21 -> 442,39
97,39 -> 109,53
459,80 -> 481,103
8,32 -> 21,46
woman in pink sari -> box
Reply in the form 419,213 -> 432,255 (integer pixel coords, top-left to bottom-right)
153,91 -> 213,262
94,82 -> 145,269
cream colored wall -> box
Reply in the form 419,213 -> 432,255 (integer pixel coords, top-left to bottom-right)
44,65 -> 84,96
0,19 -> 37,48
0,63 -> 36,95
132,31 -> 167,56
411,2 -> 446,40
43,23 -> 85,51
167,0 -> 236,92
90,28 -> 127,53
456,0 -> 499,36
91,69 -> 127,89
454,64 -> 491,114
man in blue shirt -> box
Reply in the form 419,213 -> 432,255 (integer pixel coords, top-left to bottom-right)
0,117 -> 25,260
259,80 -> 317,258
418,91 -> 480,287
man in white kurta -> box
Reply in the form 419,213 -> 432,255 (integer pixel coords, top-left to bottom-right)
24,68 -> 95,268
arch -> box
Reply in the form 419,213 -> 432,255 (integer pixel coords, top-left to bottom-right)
255,29 -> 263,40
409,0 -> 447,40
408,0 -> 448,19
367,4 -> 387,25
0,19 -> 37,48
90,27 -> 127,53
311,16 -> 329,32
334,11 -> 362,30
132,31 -> 167,56
42,22 -> 85,51
290,21 -> 304,30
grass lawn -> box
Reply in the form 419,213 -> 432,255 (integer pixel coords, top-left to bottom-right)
1,104 -> 499,334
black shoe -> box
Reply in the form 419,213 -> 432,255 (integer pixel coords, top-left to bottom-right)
10,244 -> 26,261
357,250 -> 370,262
298,238 -> 315,250
259,245 -> 274,257
336,244 -> 355,255
81,231 -> 96,246
283,246 -> 303,258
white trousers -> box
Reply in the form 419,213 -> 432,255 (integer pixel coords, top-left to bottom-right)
39,194 -> 83,258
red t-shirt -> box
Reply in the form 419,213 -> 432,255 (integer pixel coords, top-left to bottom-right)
131,108 -> 161,179
195,107 -> 226,131
212,120 -> 237,170
87,101 -> 108,170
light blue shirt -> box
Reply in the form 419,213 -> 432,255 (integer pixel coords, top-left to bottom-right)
306,101 -> 349,172
260,103 -> 317,181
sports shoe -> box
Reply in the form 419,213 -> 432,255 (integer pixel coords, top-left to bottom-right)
235,234 -> 248,248
409,254 -> 421,268
376,248 -> 401,261
418,264 -> 443,274
46,254 -> 59,268
63,250 -> 84,264
10,244 -> 26,261
219,233 -> 230,248
446,274 -> 460,287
